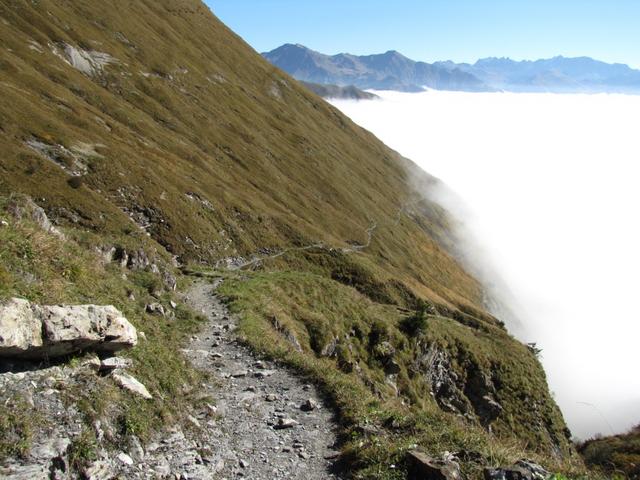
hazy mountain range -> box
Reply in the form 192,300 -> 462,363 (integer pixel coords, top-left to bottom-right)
263,43 -> 489,93
264,44 -> 640,94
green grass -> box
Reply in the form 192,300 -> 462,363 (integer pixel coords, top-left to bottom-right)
217,269 -> 584,479
67,428 -> 99,473
578,426 -> 640,479
0,396 -> 39,460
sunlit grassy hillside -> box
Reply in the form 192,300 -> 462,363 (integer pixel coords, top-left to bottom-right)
0,1 -> 582,478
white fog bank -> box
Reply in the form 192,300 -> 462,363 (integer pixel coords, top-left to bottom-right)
331,91 -> 640,439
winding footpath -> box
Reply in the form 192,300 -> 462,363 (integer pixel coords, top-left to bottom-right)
179,278 -> 343,480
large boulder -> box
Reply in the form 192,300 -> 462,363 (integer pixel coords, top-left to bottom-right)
0,298 -> 137,359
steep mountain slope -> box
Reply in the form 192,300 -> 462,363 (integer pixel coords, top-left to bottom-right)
437,55 -> 640,93
0,0 -> 490,323
0,1 -> 581,478
263,44 -> 490,92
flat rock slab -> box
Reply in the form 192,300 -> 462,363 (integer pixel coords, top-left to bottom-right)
0,298 -> 137,359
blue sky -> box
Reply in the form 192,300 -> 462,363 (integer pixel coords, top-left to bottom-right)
206,1 -> 640,67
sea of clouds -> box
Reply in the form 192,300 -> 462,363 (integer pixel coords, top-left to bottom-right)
331,90 -> 640,439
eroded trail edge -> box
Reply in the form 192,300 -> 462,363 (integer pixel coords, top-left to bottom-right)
180,278 -> 343,480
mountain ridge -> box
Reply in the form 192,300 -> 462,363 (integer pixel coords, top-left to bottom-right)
263,43 -> 491,92
265,44 -> 640,94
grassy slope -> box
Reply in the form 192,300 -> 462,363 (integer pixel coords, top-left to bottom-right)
0,0 -> 581,478
578,426 -> 640,479
0,195 -> 207,465
217,270 -> 583,478
0,0 -> 483,315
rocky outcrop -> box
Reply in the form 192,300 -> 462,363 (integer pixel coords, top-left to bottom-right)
0,298 -> 137,359
416,346 -> 470,415
112,247 -> 177,292
415,344 -> 503,427
7,195 -> 64,237
484,460 -> 549,480
52,43 -> 116,77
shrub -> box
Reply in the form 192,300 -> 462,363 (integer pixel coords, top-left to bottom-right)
400,300 -> 430,337
67,176 -> 85,189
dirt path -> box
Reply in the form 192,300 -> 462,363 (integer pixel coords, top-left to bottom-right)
178,278 -> 343,480
341,221 -> 377,253
224,218 -> 381,272
230,243 -> 326,270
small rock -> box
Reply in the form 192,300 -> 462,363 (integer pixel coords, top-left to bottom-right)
127,436 -> 145,461
82,356 -> 102,371
145,303 -> 165,317
274,418 -> 298,430
300,398 -> 318,412
239,459 -> 249,468
265,394 -> 278,402
407,450 -> 465,480
187,415 -> 201,428
254,370 -> 275,378
163,271 -> 177,291
298,451 -> 310,459
0,220 -> 8,227
112,372 -> 152,399
100,356 -> 133,372
83,460 -> 113,480
231,369 -> 248,378
170,301 -> 177,309
117,452 -> 134,466
153,458 -> 171,476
